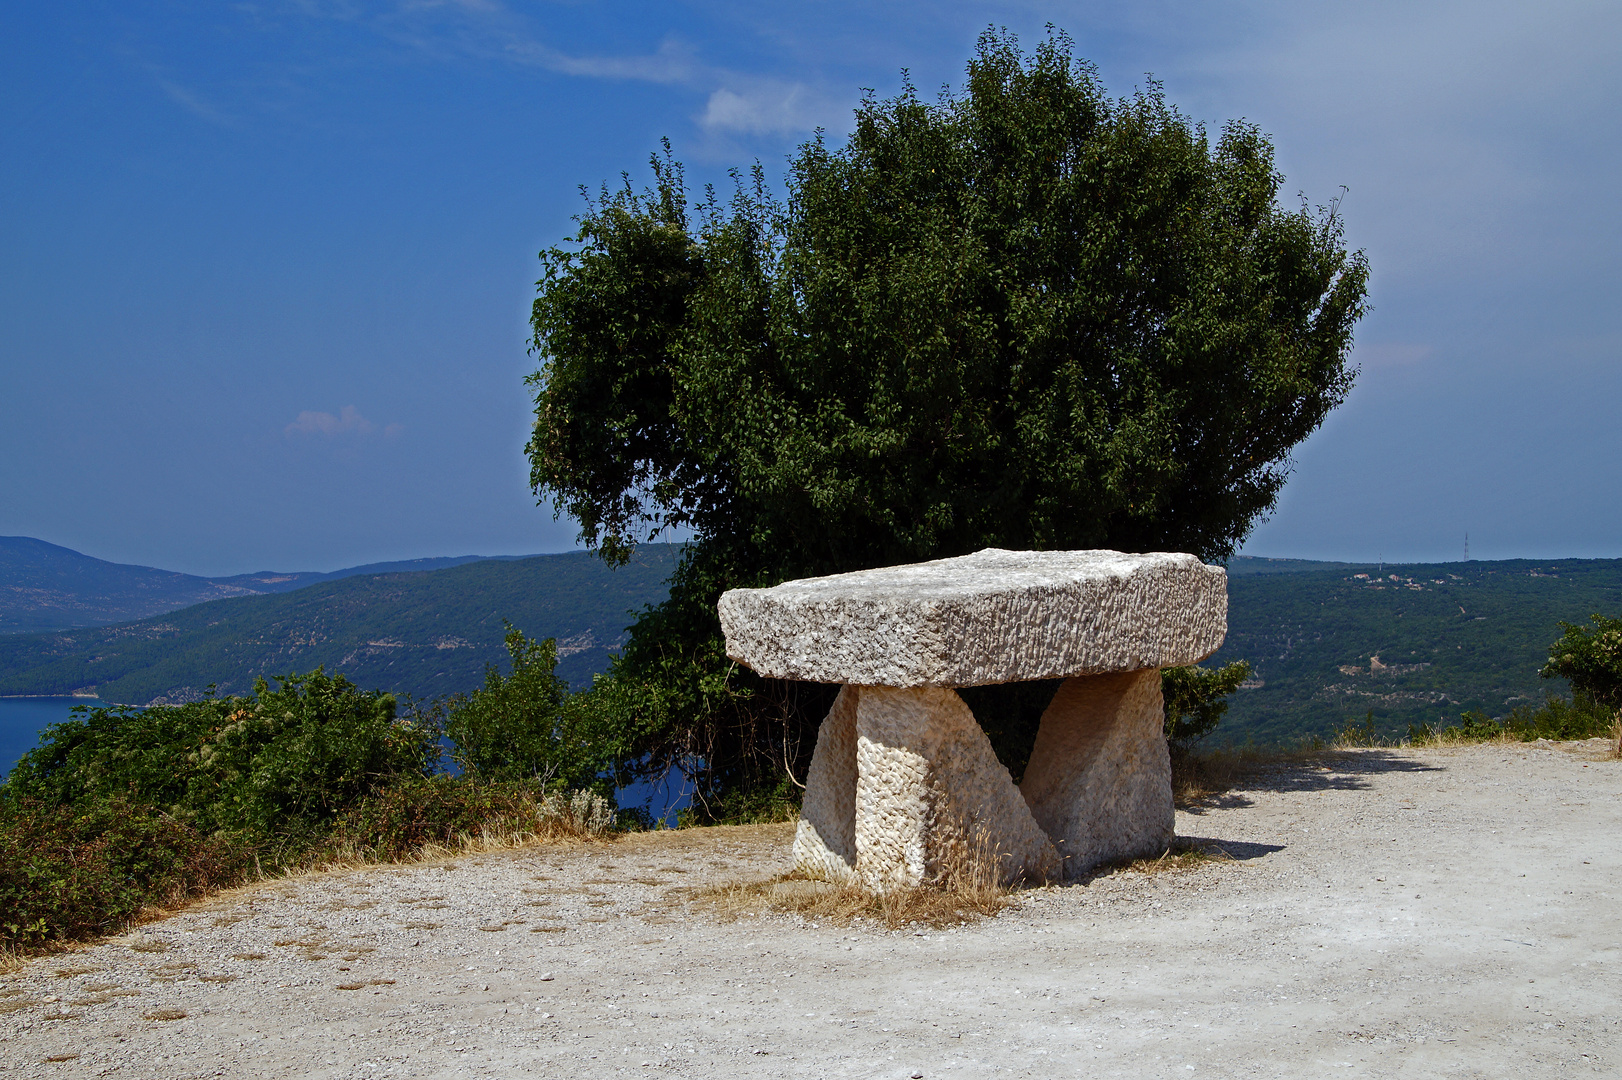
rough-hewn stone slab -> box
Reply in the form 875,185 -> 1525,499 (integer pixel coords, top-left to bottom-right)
852,686 -> 1059,888
1019,669 -> 1174,878
718,548 -> 1226,688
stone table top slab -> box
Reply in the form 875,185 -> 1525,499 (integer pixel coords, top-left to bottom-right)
718,548 -> 1227,687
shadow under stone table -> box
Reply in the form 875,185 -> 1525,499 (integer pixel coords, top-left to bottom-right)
717,548 -> 1228,889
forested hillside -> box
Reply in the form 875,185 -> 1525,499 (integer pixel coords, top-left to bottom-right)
0,547 -> 678,704
4,546 -> 1616,743
0,535 -> 540,633
1211,558 -> 1622,743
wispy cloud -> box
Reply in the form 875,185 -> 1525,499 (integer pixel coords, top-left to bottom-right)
300,2 -> 841,143
284,406 -> 401,439
699,81 -> 825,136
154,77 -> 235,126
503,34 -> 700,85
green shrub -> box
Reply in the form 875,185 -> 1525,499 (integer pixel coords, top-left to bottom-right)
3,699 -> 229,814
1540,614 -> 1622,712
4,670 -> 435,837
1405,695 -> 1614,745
1510,694 -> 1616,739
1162,661 -> 1252,752
0,798 -> 253,948
0,669 -> 444,951
444,623 -> 612,789
186,671 -> 433,835
1455,710 -> 1506,740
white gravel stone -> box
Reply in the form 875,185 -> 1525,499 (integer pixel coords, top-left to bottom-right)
717,548 -> 1226,687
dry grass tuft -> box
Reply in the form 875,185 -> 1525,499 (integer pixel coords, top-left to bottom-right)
694,874 -> 1011,930
693,824 -> 1014,930
143,1008 -> 187,1022
1119,838 -> 1234,876
319,789 -> 616,869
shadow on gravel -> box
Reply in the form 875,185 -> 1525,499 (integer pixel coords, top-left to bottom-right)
1175,837 -> 1286,862
1179,749 -> 1444,815
1061,835 -> 1286,886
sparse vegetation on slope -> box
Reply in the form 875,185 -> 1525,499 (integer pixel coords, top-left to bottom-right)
0,547 -> 677,704
1208,558 -> 1622,743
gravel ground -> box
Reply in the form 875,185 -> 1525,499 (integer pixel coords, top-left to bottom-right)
2,740 -> 1618,1079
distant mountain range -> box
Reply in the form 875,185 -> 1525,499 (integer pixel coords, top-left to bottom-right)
2,539 -> 1614,745
0,546 -> 680,704
0,536 -> 542,634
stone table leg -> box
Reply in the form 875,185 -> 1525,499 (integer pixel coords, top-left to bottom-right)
792,685 -> 859,883
1018,668 -> 1173,880
853,685 -> 1059,890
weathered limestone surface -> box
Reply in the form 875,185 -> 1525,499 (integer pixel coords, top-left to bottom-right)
791,685 -> 859,884
1019,670 -> 1174,879
852,686 -> 1059,889
718,548 -> 1226,688
723,548 -> 1227,888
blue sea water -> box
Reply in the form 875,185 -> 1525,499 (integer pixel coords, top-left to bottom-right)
1,696 -> 110,779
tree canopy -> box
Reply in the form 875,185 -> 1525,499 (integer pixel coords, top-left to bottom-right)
525,29 -> 1369,816
1541,614 -> 1622,714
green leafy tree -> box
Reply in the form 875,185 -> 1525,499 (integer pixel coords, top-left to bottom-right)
1162,661 -> 1253,752
444,623 -> 610,789
1540,614 -> 1622,714
526,28 -> 1368,814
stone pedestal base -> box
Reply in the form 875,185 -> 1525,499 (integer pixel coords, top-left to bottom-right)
792,685 -> 1059,889
1018,669 -> 1173,880
792,686 -> 859,884
793,669 -> 1174,888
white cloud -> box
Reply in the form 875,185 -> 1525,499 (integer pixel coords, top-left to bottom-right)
506,35 -> 700,85
284,405 -> 388,438
699,82 -> 825,136
305,3 -> 837,141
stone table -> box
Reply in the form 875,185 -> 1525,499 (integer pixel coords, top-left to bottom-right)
717,549 -> 1227,889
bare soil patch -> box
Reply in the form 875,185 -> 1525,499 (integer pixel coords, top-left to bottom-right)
2,741 -> 1618,1078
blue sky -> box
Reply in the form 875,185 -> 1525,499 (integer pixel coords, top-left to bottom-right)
3,2 -> 1618,575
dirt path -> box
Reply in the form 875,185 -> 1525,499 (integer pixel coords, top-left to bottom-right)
3,741 -> 1619,1079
